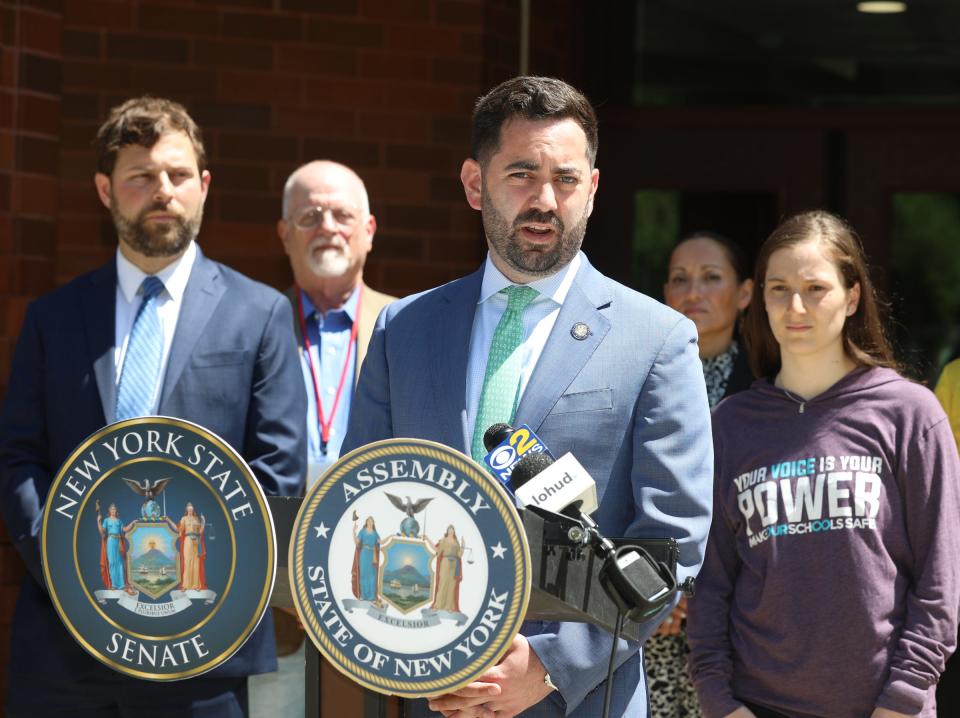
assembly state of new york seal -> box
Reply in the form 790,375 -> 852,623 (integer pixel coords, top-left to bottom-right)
41,417 -> 276,681
289,439 -> 532,698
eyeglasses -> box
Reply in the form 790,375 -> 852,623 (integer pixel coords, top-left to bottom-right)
291,204 -> 360,231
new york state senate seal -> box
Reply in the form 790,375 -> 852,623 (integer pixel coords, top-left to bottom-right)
289,439 -> 532,698
41,417 -> 276,681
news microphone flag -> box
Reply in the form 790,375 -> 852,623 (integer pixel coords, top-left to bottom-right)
512,452 -> 599,516
482,423 -> 553,487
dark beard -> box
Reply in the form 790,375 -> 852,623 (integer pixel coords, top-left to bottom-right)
112,201 -> 202,258
481,188 -> 588,277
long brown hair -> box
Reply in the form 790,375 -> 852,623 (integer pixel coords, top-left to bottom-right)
743,210 -> 897,378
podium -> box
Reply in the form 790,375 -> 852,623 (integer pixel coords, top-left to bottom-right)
268,496 -> 678,717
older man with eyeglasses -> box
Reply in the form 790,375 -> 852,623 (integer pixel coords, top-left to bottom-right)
277,160 -> 396,486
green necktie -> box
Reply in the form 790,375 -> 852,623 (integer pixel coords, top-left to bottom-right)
471,285 -> 539,461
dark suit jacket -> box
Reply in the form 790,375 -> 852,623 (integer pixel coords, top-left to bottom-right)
0,246 -> 307,684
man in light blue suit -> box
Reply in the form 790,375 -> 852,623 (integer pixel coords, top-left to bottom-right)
0,97 -> 306,717
341,77 -> 713,717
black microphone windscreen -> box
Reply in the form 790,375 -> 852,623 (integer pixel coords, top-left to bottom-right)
510,452 -> 554,489
483,423 -> 513,451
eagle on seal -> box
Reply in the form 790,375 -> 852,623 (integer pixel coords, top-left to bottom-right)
384,493 -> 433,537
122,478 -> 171,521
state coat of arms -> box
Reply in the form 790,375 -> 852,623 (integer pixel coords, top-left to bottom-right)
42,417 -> 276,681
289,439 -> 531,698
91,477 -> 218,611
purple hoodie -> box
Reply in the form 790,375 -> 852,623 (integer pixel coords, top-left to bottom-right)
687,367 -> 960,718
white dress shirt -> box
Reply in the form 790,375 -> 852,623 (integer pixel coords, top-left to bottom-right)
465,251 -> 582,444
114,241 -> 197,413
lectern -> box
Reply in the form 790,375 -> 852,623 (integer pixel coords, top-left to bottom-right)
269,496 -> 678,718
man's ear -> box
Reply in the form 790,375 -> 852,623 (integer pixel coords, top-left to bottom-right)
277,219 -> 291,256
460,158 -> 482,211
94,173 -> 112,210
364,213 -> 377,251
584,167 -> 600,217
199,169 -> 211,201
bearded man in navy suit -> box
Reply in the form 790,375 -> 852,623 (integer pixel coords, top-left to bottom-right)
0,97 -> 306,717
341,76 -> 714,718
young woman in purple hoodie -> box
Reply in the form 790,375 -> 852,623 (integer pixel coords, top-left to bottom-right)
687,211 -> 960,718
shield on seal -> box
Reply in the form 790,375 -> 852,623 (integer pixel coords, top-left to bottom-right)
127,522 -> 180,599
379,536 -> 435,614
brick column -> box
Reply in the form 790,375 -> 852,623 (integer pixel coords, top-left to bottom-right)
0,0 -> 63,708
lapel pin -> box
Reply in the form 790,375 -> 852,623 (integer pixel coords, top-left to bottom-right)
570,322 -> 590,340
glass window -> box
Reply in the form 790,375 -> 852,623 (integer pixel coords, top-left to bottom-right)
587,2 -> 960,107
890,192 -> 960,382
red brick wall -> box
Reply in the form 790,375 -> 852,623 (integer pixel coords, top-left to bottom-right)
0,0 -> 581,708
0,0 -> 63,703
50,0 -> 579,298
58,0 -> 492,298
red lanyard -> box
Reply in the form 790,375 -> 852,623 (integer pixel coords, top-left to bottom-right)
295,284 -> 363,454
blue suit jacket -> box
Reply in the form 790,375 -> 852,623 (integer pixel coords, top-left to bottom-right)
342,254 -> 713,717
0,247 -> 307,686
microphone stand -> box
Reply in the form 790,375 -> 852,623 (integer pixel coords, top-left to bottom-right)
526,504 -> 682,718
602,609 -> 625,718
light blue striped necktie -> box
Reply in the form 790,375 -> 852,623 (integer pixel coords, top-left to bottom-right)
116,276 -> 165,420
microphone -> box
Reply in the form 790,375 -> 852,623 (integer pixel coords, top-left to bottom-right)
481,422 -> 553,486
483,422 -> 513,451
509,450 -> 599,516
510,449 -> 675,623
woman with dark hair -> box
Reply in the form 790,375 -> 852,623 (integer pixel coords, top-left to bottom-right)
664,231 -> 755,404
648,231 -> 754,718
687,211 -> 960,718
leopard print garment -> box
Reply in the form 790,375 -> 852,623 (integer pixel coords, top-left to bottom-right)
702,341 -> 738,408
645,633 -> 702,718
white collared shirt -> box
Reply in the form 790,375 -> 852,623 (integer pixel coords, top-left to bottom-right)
114,241 -> 198,412
465,251 -> 582,444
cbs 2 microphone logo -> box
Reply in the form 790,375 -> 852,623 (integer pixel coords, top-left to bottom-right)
484,424 -> 551,484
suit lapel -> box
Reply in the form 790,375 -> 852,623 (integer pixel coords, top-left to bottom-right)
430,268 -> 483,452
83,261 -> 119,423
515,259 -> 612,432
355,283 -> 380,383
284,285 -> 309,396
159,250 -> 225,408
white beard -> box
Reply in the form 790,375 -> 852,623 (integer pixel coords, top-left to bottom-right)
307,242 -> 352,278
